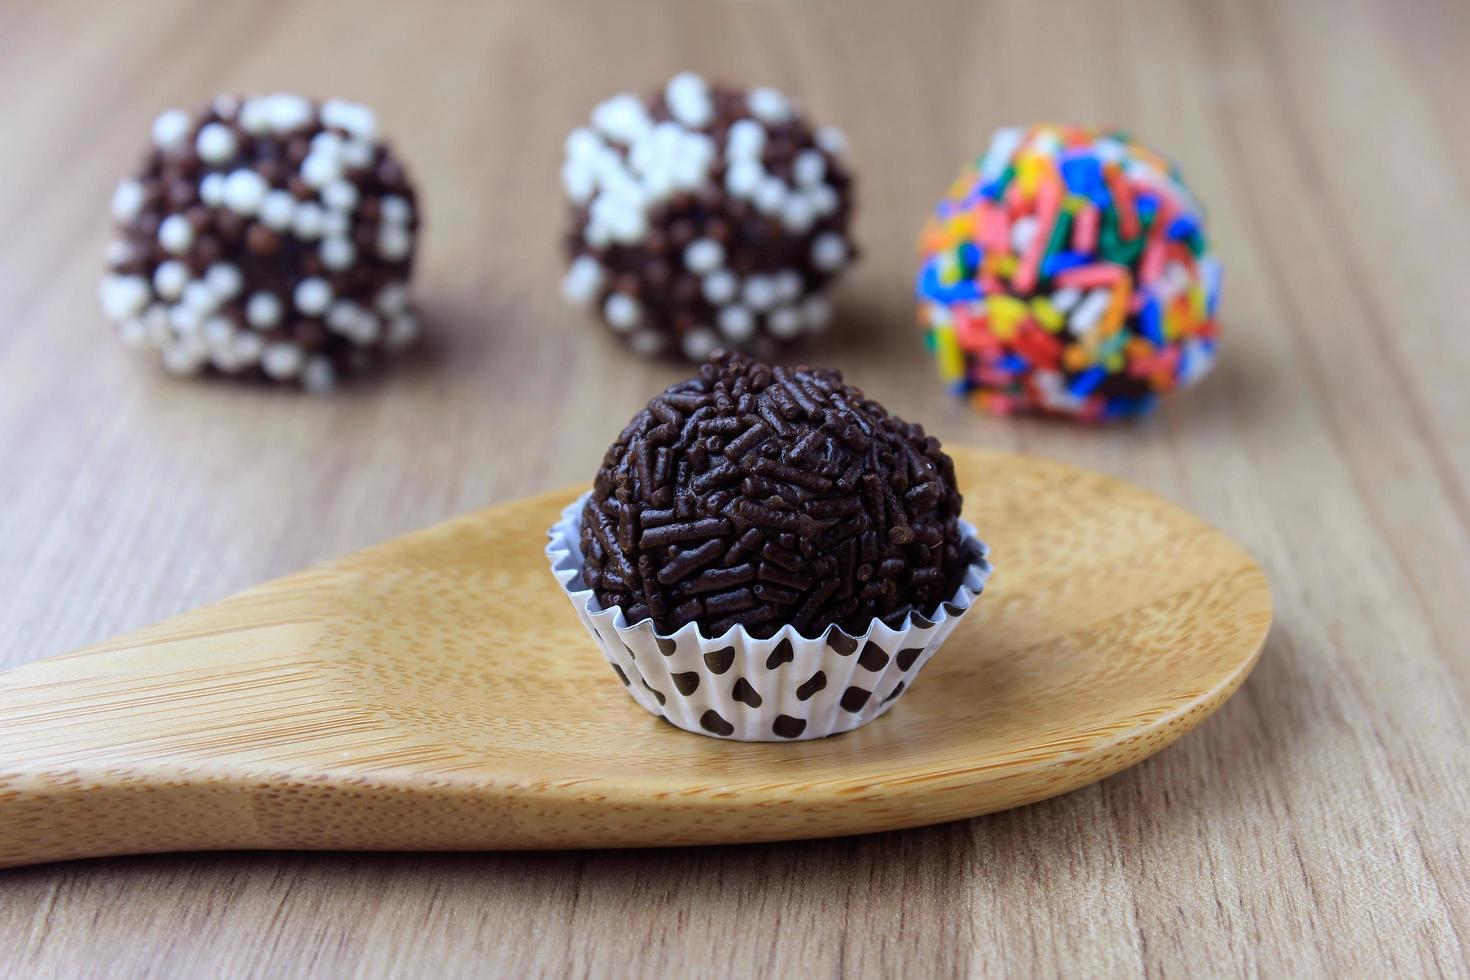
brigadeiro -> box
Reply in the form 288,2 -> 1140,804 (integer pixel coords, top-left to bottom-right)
546,351 -> 992,741
917,124 -> 1222,420
559,74 -> 857,362
98,94 -> 422,393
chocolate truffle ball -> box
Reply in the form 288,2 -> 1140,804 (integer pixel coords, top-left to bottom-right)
580,351 -> 975,639
917,124 -> 1221,420
560,74 -> 857,362
99,94 -> 422,392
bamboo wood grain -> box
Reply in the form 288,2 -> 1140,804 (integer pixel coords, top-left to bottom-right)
2,0 -> 1469,975
0,450 -> 1270,869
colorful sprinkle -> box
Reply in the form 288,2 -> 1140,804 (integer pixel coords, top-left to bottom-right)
916,125 -> 1222,420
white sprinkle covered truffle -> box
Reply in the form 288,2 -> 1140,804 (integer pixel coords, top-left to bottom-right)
100,94 -> 421,391
561,74 -> 857,360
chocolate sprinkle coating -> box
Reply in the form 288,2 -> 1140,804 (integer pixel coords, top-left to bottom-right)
580,351 -> 976,638
99,94 -> 421,392
560,74 -> 857,362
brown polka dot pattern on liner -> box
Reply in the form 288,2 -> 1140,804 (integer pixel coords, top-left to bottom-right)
559,74 -> 857,362
882,682 -> 906,705
795,671 -> 827,701
895,647 -> 923,671
703,647 -> 735,673
772,715 -> 808,739
856,642 -> 889,671
765,639 -> 795,669
731,678 -> 763,708
840,686 -> 872,712
671,672 -> 700,695
700,709 -> 735,736
99,95 -> 422,392
579,350 -> 979,639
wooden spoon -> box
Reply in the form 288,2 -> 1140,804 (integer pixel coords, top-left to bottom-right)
0,449 -> 1270,869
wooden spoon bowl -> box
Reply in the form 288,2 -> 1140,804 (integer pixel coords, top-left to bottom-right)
0,449 -> 1271,869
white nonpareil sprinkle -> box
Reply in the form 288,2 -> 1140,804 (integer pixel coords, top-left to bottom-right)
292,202 -> 326,240
162,340 -> 208,376
702,270 -> 737,305
195,123 -> 238,164
99,276 -> 150,321
300,151 -> 343,189
681,327 -> 720,361
320,237 -> 356,272
151,109 -> 191,151
794,150 -> 826,187
592,93 -> 652,145
111,180 -> 145,223
152,261 -> 189,300
717,304 -> 755,343
157,214 -> 195,255
322,179 -> 360,213
232,331 -> 263,366
811,233 -> 848,271
261,342 -> 304,379
666,72 -> 714,129
321,99 -> 378,139
774,270 -> 803,302
603,293 -> 642,332
181,280 -> 217,313
753,176 -> 786,215
380,195 -> 412,224
259,189 -> 297,230
199,172 -> 226,208
768,305 -> 802,339
342,138 -> 376,170
746,88 -> 792,124
726,119 -> 766,160
724,158 -> 764,199
742,275 -> 777,311
222,169 -> 268,214
262,93 -> 313,133
168,303 -> 202,335
104,240 -> 133,267
683,238 -> 725,274
780,195 -> 815,233
205,262 -> 243,301
294,277 -> 333,315
815,126 -> 848,157
561,255 -> 604,306
376,224 -> 413,261
246,292 -> 283,329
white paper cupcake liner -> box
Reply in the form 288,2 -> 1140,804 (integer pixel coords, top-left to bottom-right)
546,491 -> 993,741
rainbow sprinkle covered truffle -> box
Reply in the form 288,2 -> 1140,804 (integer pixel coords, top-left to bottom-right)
917,125 -> 1221,420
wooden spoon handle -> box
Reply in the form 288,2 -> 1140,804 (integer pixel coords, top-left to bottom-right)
0,591 -> 365,868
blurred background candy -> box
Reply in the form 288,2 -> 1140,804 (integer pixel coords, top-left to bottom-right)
560,73 -> 856,362
99,94 -> 421,393
917,125 -> 1220,421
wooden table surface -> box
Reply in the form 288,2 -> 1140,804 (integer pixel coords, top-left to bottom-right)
2,0 -> 1466,976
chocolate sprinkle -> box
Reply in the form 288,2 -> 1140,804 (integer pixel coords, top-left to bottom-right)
581,351 -> 976,638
